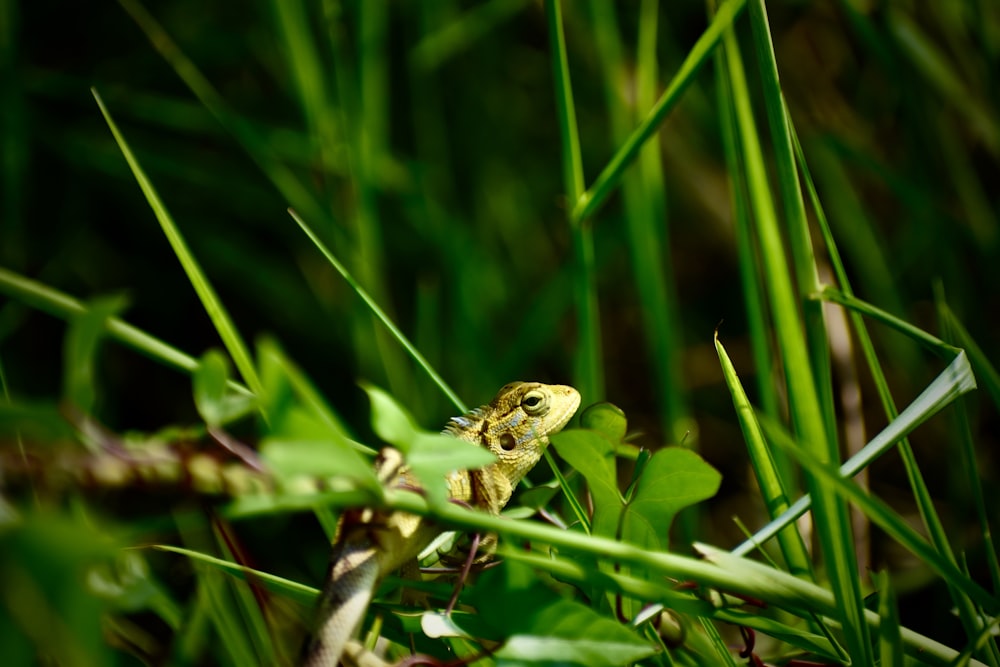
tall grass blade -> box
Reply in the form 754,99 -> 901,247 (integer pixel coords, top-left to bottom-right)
716,333 -> 811,578
583,0 -> 692,547
634,0 -> 691,449
746,1 -> 835,451
92,89 -> 265,405
799,124 -> 999,663
545,0 -> 602,401
875,570 -> 905,667
713,18 -> 785,482
721,5 -> 870,660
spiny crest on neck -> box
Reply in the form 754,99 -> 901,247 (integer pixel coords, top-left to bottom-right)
443,406 -> 486,437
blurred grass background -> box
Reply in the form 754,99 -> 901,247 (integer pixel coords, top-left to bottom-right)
2,0 -> 1000,661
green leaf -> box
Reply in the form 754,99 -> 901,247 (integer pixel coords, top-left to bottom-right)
516,482 -> 561,511
193,350 -> 256,427
86,550 -> 183,630
62,294 -> 128,416
260,407 -> 377,489
551,429 -> 622,537
465,562 -> 655,667
360,383 -> 495,505
497,635 -> 656,667
362,382 -> 421,454
578,402 -> 627,441
406,433 -> 496,507
1,512 -> 122,665
623,447 -> 720,552
256,336 -> 354,446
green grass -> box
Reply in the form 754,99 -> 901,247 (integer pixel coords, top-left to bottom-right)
2,1 -> 1000,665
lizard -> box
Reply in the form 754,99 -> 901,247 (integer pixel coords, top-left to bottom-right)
300,381 -> 581,667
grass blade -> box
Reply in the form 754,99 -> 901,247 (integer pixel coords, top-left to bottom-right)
0,267 -> 251,394
716,333 -> 811,578
721,4 -> 870,659
116,0 -> 332,230
762,419 -> 997,614
799,121 -> 999,663
545,0 -> 602,402
875,570 -> 905,667
733,349 -> 976,555
820,288 -> 960,359
92,89 -> 265,405
571,0 -> 746,223
288,208 -> 465,414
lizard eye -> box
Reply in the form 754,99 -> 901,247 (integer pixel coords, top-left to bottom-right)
521,390 -> 547,415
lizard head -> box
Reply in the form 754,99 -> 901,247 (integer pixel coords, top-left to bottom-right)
478,381 -> 580,484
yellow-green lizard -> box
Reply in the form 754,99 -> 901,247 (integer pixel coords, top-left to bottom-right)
301,381 -> 580,667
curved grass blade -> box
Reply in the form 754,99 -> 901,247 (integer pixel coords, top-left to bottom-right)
151,544 -> 319,601
819,287 -> 960,359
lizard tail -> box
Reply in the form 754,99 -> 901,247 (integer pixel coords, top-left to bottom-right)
301,540 -> 380,667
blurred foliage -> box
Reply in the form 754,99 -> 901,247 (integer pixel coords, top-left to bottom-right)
3,0 -> 997,443
2,0 -> 1000,664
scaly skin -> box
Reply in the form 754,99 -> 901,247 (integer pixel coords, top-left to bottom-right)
301,382 -> 581,667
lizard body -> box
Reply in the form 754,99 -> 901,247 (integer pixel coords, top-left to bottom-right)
301,382 -> 580,667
